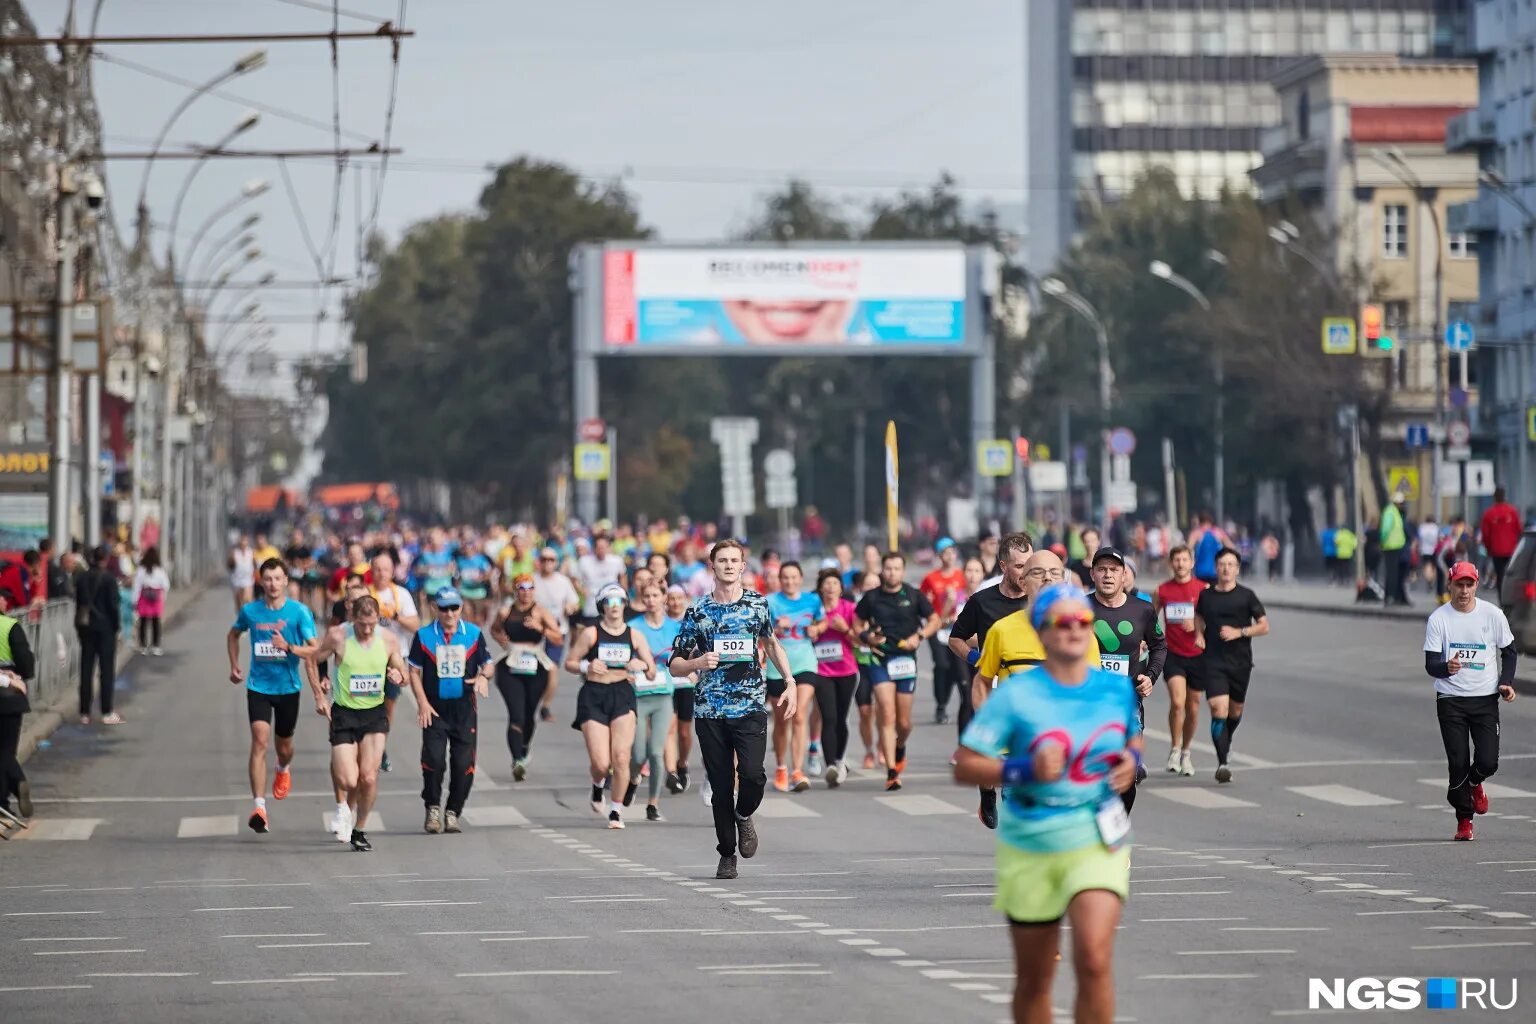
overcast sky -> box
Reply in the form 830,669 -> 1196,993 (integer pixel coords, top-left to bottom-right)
30,0 -> 1027,373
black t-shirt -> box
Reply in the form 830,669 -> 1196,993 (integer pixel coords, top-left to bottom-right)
1089,593 -> 1166,683
951,581 -> 1029,646
1196,584 -> 1266,667
854,585 -> 935,659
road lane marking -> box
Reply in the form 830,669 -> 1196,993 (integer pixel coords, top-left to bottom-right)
1292,863 -> 1390,868
5,911 -> 103,916
1357,910 -> 1455,916
15,818 -> 104,840
1139,917 -> 1246,923
416,931 -> 523,936
1423,925 -> 1536,931
153,882 -> 312,889
1369,842 -> 1452,849
1145,790 -> 1258,810
395,878 -> 491,884
1411,941 -> 1534,950
709,969 -> 832,976
463,805 -> 528,826
1286,785 -> 1401,807
1141,727 -> 1275,767
1484,911 -> 1531,919
192,906 -> 292,912
256,942 -> 371,949
1131,876 -> 1227,884
18,936 -> 123,941
35,887 -> 134,893
1140,974 -> 1257,981
479,936 -> 588,943
32,949 -> 145,956
83,972 -> 196,978
176,816 -> 237,838
873,795 -> 969,816
737,889 -> 839,895
1223,927 -> 1330,932
1134,891 -> 1232,897
292,972 -> 406,977
222,934 -> 325,939
854,924 -> 1006,933
1177,949 -> 1294,956
698,962 -> 820,970
0,985 -> 94,992
211,978 -> 330,985
456,970 -> 616,977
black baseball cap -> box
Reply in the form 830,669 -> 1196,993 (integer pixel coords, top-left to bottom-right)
1091,546 -> 1127,567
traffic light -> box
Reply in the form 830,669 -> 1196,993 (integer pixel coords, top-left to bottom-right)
1360,303 -> 1394,355
1015,436 -> 1030,464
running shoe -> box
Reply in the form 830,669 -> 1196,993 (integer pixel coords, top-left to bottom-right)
678,765 -> 690,792
894,751 -> 908,774
979,788 -> 998,830
15,779 -> 32,819
885,773 -> 902,792
1454,818 -> 1474,841
948,750 -> 958,767
806,746 -> 824,777
424,806 -> 443,834
332,805 -> 351,843
790,771 -> 810,793
79,715 -> 90,726
608,810 -> 625,830
646,805 -> 663,822
102,712 -> 124,726
1165,749 -> 1182,773
862,752 -> 876,770
665,771 -> 683,794
1472,783 -> 1490,815
590,784 -> 605,815
513,759 -> 527,782
716,854 -> 738,879
700,777 -> 714,807
640,762 -> 651,779
380,751 -> 392,773
151,647 -> 164,657
825,761 -> 841,788
539,706 -> 553,722
622,780 -> 639,807
934,707 -> 949,725
736,815 -> 758,858
248,807 -> 269,834
445,810 -> 462,834
272,769 -> 292,801
1178,752 -> 1194,777
773,766 -> 789,793
1214,763 -> 1232,784
349,829 -> 372,852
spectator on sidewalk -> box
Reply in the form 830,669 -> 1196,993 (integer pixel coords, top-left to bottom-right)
132,547 -> 170,657
1334,525 -> 1358,586
75,545 -> 123,726
1381,495 -> 1409,607
1478,488 -> 1522,592
0,606 -> 35,822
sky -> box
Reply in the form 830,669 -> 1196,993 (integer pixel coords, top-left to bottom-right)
29,0 -> 1027,380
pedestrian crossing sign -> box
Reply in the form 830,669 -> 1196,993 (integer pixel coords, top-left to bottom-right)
1387,465 -> 1419,502
977,439 -> 1012,477
1321,317 -> 1356,355
573,442 -> 610,481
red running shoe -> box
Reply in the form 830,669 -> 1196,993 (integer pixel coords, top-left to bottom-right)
1471,783 -> 1489,815
1454,818 -> 1474,842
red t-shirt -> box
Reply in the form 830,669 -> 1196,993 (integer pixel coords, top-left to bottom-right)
920,568 -> 967,621
1156,577 -> 1208,659
1479,503 -> 1523,559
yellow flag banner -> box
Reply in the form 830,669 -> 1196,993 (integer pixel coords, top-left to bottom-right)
884,420 -> 899,553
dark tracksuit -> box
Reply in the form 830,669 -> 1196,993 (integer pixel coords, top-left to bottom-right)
409,621 -> 492,815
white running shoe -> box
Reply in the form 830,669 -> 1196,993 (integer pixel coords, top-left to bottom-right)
332,805 -> 351,843
700,777 -> 714,808
1179,751 -> 1195,777
607,809 -> 624,830
1166,749 -> 1182,773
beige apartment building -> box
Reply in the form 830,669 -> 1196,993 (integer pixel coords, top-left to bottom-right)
1252,54 -> 1480,523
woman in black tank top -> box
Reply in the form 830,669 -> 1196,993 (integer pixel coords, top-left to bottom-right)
491,575 -> 562,781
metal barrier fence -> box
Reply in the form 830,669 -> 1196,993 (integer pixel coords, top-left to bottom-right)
19,599 -> 80,712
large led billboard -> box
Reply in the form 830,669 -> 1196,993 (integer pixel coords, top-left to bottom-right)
602,247 -> 967,348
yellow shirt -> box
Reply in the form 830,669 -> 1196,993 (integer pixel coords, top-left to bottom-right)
254,544 -> 282,566
977,609 -> 1100,682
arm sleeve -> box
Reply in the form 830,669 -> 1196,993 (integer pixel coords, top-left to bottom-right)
1423,614 -> 1443,655
232,605 -> 250,634
673,610 -> 701,661
1425,651 -> 1453,679
977,623 -> 1004,679
951,599 -> 980,642
959,687 -> 1011,756
853,594 -> 872,622
8,621 -> 35,680
1248,591 -> 1267,621
399,589 -> 418,619
407,631 -> 425,669
1499,643 -> 1517,687
755,598 -> 773,639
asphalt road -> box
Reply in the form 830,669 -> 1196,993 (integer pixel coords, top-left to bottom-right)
3,589 -> 1535,1023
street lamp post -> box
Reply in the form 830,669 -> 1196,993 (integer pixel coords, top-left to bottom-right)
1148,259 -> 1222,525
182,179 -> 269,276
165,111 -> 259,257
1041,277 -> 1112,531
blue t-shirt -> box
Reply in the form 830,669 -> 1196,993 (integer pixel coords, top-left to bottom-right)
413,548 -> 458,596
628,614 -> 681,697
455,554 -> 495,599
408,620 -> 491,701
1194,530 -> 1223,581
232,598 -> 318,696
960,666 -> 1141,853
673,591 -> 774,719
766,591 -> 823,679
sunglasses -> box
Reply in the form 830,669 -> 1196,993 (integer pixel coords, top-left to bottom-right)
515,583 -> 535,592
1045,610 -> 1095,631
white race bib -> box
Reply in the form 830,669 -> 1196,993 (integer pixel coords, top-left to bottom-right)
714,634 -> 754,662
511,651 -> 539,675
596,642 -> 631,667
348,672 -> 383,697
814,640 -> 843,662
1165,602 -> 1195,623
1101,653 -> 1132,677
436,644 -> 467,678
254,641 -> 284,660
1095,796 -> 1131,850
886,655 -> 917,680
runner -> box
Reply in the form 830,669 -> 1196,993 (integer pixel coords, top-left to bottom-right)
1154,545 -> 1206,776
455,537 -> 497,628
575,533 -> 627,629
490,574 -> 562,781
412,528 -> 458,602
1087,547 -> 1163,812
532,546 -> 581,723
228,535 -> 255,613
949,532 -> 1034,827
369,551 -> 420,774
627,581 -> 681,821
298,595 -> 414,851
812,568 -> 859,787
850,570 -> 881,769
854,552 -> 940,791
409,588 -> 494,834
664,584 -> 697,794
1193,548 -> 1270,784
921,537 -> 968,725
565,584 -> 653,829
954,581 -> 1141,1024
253,533 -> 282,567
669,539 -> 797,879
766,561 -> 825,793
227,558 -> 318,834
1424,561 -> 1519,841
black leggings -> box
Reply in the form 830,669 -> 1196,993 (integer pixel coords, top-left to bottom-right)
138,616 -> 162,648
494,664 -> 548,762
813,674 -> 857,764
955,668 -> 976,742
0,712 -> 24,808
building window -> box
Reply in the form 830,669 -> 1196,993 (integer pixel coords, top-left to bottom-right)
1382,204 -> 1409,259
1449,231 -> 1478,259
1384,300 -> 1409,330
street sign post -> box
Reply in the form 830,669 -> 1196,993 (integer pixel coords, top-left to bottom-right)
1029,461 -> 1069,493
578,417 -> 607,443
1528,406 -> 1536,443
710,417 -> 759,536
573,442 -> 610,481
1405,423 -> 1430,449
1108,427 -> 1136,457
976,439 -> 1012,478
1445,320 -> 1474,352
1321,316 -> 1357,355
1387,465 -> 1419,501
1106,481 -> 1137,514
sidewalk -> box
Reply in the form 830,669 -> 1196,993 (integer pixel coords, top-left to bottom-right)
16,581 -> 212,767
1259,580 -> 1431,622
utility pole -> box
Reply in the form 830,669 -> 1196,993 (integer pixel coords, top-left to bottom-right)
47,5 -> 79,549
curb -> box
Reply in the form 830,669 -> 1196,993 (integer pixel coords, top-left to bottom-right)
16,581 -> 213,767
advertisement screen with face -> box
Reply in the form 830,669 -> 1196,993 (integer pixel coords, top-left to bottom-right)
602,247 -> 968,348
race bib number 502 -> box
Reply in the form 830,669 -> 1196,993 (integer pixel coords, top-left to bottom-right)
714,635 -> 753,662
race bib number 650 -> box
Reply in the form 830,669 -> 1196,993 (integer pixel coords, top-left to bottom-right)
715,635 -> 753,662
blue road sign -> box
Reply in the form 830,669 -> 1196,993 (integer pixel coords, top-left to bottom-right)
1405,423 -> 1430,449
1445,320 -> 1474,352
1450,386 -> 1469,411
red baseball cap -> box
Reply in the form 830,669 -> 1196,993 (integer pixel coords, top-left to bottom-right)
1449,561 -> 1480,583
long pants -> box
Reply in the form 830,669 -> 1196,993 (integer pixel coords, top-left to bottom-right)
812,674 -> 857,764
1383,549 -> 1406,603
1491,555 -> 1512,591
494,665 -> 546,762
695,712 -> 768,857
421,696 -> 477,814
1436,694 -> 1500,820
0,712 -> 24,809
78,628 -> 116,716
137,616 -> 162,649
631,693 -> 674,801
928,636 -> 956,712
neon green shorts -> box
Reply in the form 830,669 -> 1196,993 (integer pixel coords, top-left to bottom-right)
993,841 -> 1130,925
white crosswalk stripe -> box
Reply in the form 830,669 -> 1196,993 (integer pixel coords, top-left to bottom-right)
1418,780 -> 1536,799
1287,785 -> 1401,807
1144,789 -> 1258,810
751,800 -> 821,819
16,818 -> 104,841
874,794 -> 969,816
177,815 -> 237,838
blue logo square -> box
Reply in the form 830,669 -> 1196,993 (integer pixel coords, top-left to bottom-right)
1426,977 -> 1458,1010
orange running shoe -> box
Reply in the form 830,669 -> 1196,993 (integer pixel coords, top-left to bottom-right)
773,766 -> 789,793
862,753 -> 876,770
272,769 -> 292,801
790,771 -> 810,793
247,807 -> 269,833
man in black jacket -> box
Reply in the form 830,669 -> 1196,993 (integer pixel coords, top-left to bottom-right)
0,607 -> 36,827
76,545 -> 123,725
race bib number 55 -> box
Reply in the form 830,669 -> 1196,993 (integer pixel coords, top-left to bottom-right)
436,645 -> 466,678
715,635 -> 753,663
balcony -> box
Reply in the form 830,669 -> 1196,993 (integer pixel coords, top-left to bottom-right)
1448,192 -> 1500,235
1445,109 -> 1496,153
1473,0 -> 1504,55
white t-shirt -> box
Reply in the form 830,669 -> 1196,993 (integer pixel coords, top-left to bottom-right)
576,553 -> 626,616
532,571 -> 579,635
1417,522 -> 1440,557
1423,599 -> 1513,698
372,583 -> 419,647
